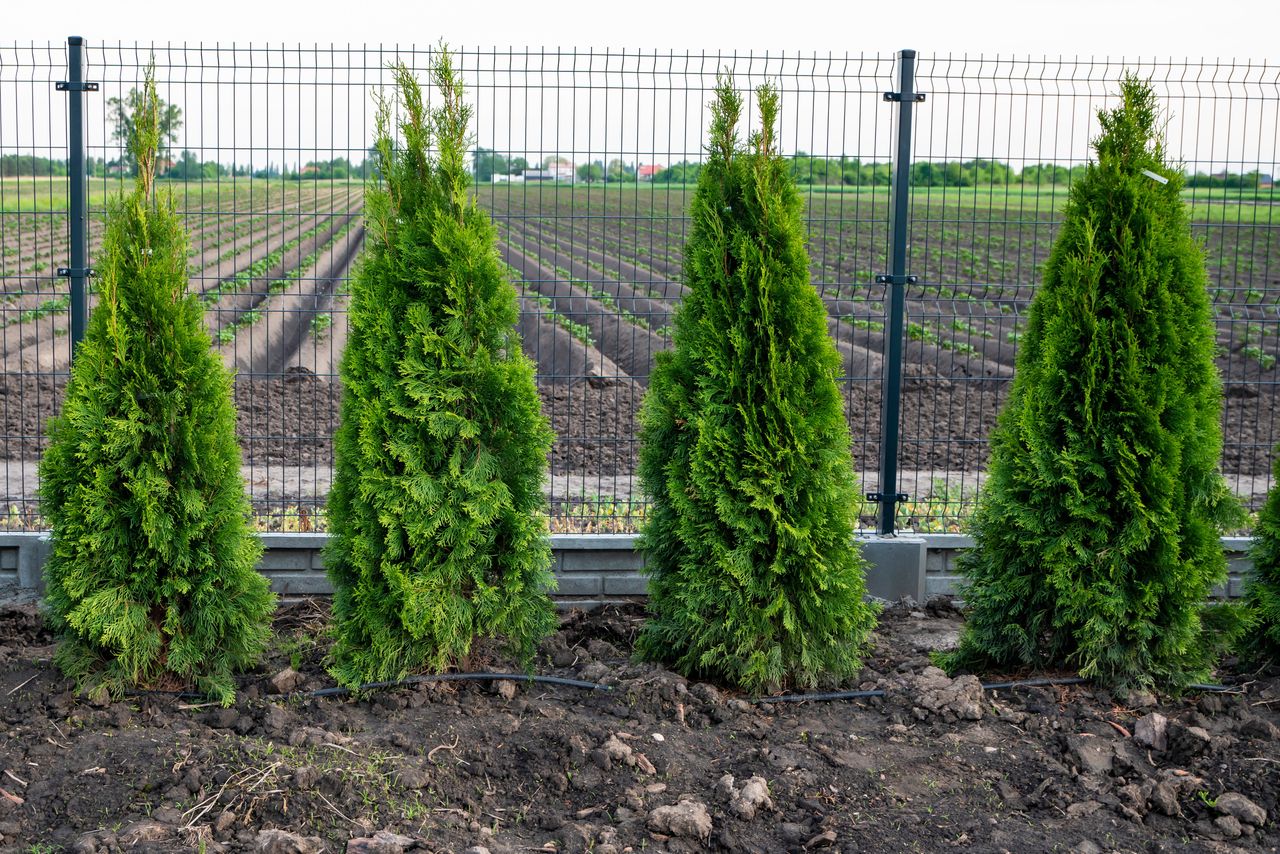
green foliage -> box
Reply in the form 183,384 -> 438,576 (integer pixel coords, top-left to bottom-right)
607,159 -> 636,183
1242,450 -> 1280,664
39,68 -> 273,705
107,86 -> 182,177
472,147 -> 509,182
0,154 -> 67,177
650,161 -> 703,184
576,161 -> 604,183
635,77 -> 878,694
326,50 -> 556,688
937,75 -> 1243,694
162,150 -> 228,181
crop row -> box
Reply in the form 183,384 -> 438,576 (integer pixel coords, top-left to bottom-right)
482,186 -> 1278,380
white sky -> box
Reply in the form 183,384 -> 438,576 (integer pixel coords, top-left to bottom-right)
8,0 -> 1277,61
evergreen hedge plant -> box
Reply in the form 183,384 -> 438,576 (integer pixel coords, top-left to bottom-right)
40,69 -> 273,705
635,78 -> 878,693
326,53 -> 555,688
937,74 -> 1243,694
1241,452 -> 1280,665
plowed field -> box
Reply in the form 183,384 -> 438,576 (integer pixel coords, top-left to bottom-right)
1,180 -> 1277,531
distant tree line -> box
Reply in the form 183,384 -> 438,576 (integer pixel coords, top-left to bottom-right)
472,148 -> 531,182
0,152 -> 372,181
1,154 -> 68,177
1185,170 -> 1273,189
4,146 -> 1272,191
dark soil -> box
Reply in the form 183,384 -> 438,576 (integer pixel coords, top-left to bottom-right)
4,371 -> 1277,496
1,600 -> 1278,853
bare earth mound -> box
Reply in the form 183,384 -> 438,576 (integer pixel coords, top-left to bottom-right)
0,601 -> 1276,853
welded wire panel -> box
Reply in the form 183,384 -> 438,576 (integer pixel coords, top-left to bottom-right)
463,48 -> 895,531
3,45 -> 1275,535
899,55 -> 1280,532
80,44 -> 380,533
0,42 -> 68,529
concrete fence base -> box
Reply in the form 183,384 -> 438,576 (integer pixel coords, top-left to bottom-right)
0,532 -> 1255,606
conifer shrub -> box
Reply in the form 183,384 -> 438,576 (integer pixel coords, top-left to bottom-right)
326,53 -> 555,687
635,79 -> 878,693
39,70 -> 273,705
937,75 -> 1243,693
1241,452 -> 1280,665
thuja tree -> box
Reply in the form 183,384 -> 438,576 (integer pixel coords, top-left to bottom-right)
937,75 -> 1242,693
1241,453 -> 1280,664
326,53 -> 555,687
40,70 -> 273,705
635,79 -> 877,693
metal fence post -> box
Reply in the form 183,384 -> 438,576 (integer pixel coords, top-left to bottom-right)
57,35 -> 97,356
870,48 -> 922,536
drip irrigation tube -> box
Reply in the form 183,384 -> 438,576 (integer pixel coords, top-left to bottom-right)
123,671 -> 614,702
126,672 -> 1236,705
303,672 -> 613,698
753,676 -> 1236,704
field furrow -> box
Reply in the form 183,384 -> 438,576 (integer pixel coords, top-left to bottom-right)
500,241 -> 664,384
222,225 -> 365,376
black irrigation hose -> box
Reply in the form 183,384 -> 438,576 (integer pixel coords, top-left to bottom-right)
126,673 -> 1234,705
301,672 -> 614,699
753,676 -> 1236,704
120,672 -> 614,702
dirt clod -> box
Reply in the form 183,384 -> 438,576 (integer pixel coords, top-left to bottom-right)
345,830 -> 417,853
1134,711 -> 1169,751
119,819 -> 173,845
1218,815 -> 1246,839
1065,735 -> 1114,777
1168,722 -> 1214,760
728,775 -> 773,820
269,667 -> 305,694
1149,780 -> 1181,816
899,666 -> 984,721
805,828 -> 838,848
646,799 -> 712,840
256,828 -> 328,853
1238,716 -> 1280,741
1217,792 -> 1268,827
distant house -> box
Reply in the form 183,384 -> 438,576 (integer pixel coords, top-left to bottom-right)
548,160 -> 575,182
1261,174 -> 1274,189
523,160 -> 575,183
637,163 -> 664,181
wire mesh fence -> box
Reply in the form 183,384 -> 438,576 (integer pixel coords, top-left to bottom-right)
0,42 -> 1276,533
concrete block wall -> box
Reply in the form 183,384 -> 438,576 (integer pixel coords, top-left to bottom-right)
0,531 -> 1259,605
922,534 -> 1254,600
255,534 -> 329,596
0,543 -> 19,590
